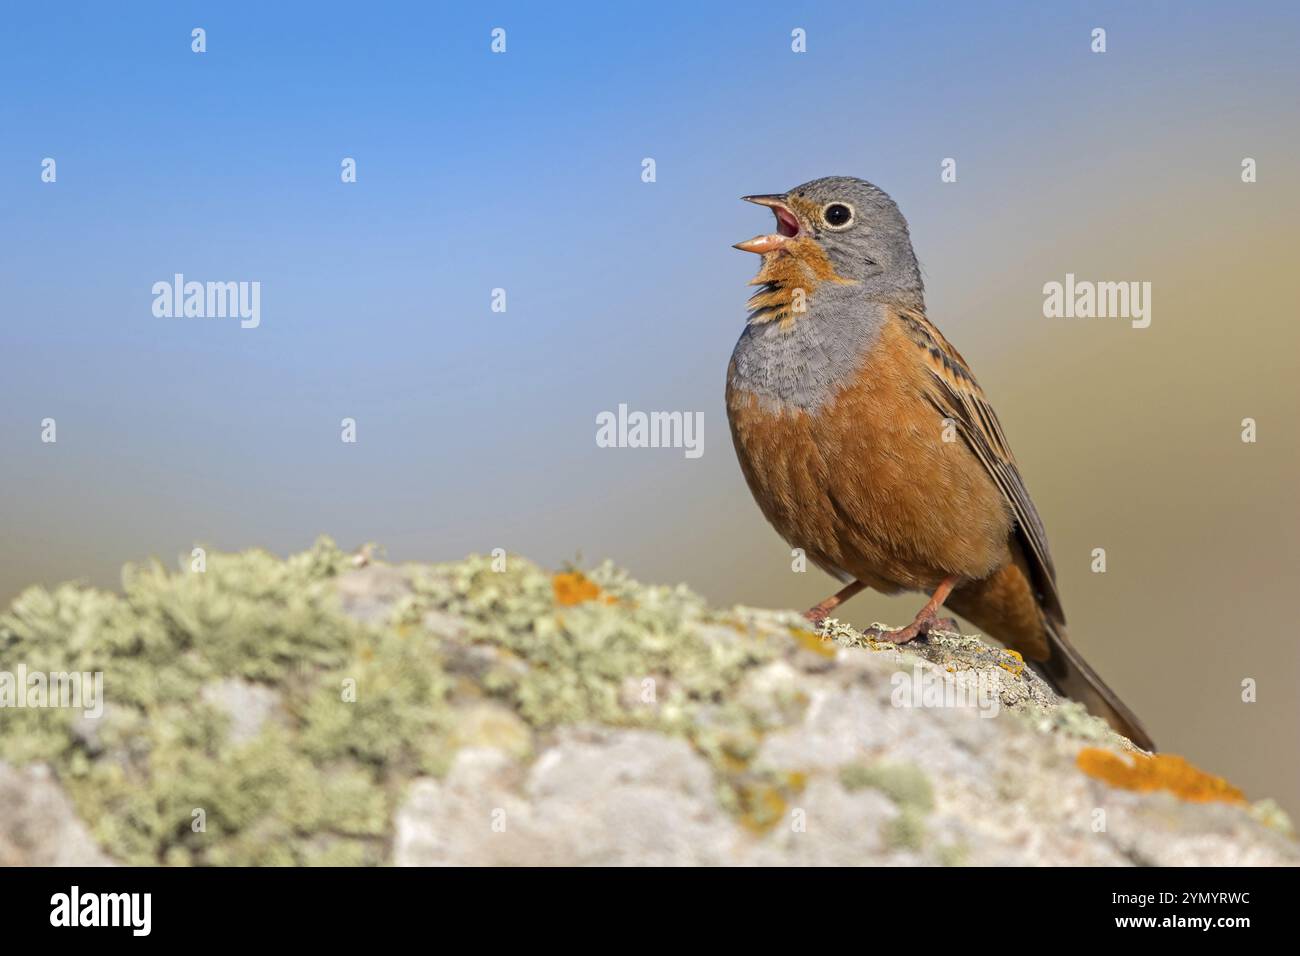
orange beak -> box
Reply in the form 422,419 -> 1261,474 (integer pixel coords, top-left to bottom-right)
734,194 -> 802,254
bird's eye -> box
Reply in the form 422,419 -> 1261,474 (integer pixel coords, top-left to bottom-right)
823,203 -> 853,228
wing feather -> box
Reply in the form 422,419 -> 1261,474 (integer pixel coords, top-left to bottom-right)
895,309 -> 1065,624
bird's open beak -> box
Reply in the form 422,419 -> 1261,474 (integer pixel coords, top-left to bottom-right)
734,195 -> 802,254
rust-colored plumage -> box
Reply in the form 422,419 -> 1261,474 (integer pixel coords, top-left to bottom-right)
727,177 -> 1154,750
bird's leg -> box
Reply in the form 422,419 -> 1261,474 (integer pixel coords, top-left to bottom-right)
803,580 -> 867,624
869,576 -> 959,644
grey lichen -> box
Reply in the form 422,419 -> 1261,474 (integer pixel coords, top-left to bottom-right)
0,541 -> 797,862
840,761 -> 936,851
840,762 -> 935,812
0,538 -> 441,865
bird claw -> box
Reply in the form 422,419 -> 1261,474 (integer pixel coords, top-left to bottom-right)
864,623 -> 916,644
865,613 -> 958,645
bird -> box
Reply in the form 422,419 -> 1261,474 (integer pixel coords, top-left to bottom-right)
725,175 -> 1154,751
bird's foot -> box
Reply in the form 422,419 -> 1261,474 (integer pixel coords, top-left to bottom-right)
865,612 -> 954,645
804,606 -> 830,626
865,577 -> 960,644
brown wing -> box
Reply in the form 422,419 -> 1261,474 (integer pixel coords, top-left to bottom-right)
895,308 -> 1065,625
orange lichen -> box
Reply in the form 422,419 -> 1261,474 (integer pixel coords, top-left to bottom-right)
717,752 -> 750,774
737,783 -> 788,834
1076,748 -> 1245,804
788,627 -> 837,658
999,648 -> 1025,677
551,571 -> 614,607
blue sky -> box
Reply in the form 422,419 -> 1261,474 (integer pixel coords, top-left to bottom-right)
4,0 -> 1298,587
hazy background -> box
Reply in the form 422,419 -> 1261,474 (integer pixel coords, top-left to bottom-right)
3,2 -> 1298,818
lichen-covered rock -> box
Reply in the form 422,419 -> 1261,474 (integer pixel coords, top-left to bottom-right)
0,540 -> 1294,866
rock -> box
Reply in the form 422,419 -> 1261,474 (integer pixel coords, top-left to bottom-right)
0,763 -> 116,866
0,540 -> 1293,866
335,562 -> 411,625
200,678 -> 284,747
448,702 -> 533,759
395,731 -> 739,866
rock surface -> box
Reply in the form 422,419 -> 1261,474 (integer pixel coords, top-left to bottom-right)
0,540 -> 1294,866
0,762 -> 116,866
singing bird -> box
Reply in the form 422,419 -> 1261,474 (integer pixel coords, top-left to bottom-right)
726,176 -> 1154,751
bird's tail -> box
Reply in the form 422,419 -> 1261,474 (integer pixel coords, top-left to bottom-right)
1030,619 -> 1156,752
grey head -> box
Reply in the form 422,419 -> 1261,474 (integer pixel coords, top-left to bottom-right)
735,176 -> 924,310
729,176 -> 925,411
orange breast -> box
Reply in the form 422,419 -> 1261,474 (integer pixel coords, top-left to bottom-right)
726,315 -> 1014,593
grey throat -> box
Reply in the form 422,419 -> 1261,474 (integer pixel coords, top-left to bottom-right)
728,287 -> 890,414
